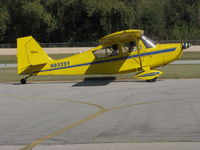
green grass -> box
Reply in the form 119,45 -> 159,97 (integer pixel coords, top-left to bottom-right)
0,52 -> 200,82
0,55 -> 17,63
1,64 -> 200,82
160,64 -> 200,79
181,52 -> 200,60
0,52 -> 199,64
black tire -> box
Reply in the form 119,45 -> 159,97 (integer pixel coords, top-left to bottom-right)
146,77 -> 157,82
20,78 -> 26,84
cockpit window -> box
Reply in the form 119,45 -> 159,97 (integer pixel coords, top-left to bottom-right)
141,35 -> 157,48
122,41 -> 137,54
93,45 -> 119,59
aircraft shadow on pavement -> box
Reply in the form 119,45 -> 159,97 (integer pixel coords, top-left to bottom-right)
72,77 -> 116,86
2,78 -> 163,85
3,81 -> 75,85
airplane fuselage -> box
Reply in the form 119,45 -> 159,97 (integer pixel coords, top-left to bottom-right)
17,30 -> 189,84
28,43 -> 182,76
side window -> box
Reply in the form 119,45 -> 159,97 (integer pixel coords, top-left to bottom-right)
93,45 -> 119,59
122,41 -> 137,54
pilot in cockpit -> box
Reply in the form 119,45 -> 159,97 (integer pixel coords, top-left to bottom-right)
111,44 -> 119,56
128,41 -> 136,53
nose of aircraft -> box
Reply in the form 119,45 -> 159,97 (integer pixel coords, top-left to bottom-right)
176,42 -> 191,60
162,42 -> 191,65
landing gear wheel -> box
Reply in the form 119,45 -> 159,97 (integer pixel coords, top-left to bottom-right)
20,78 -> 26,84
20,74 -> 32,84
146,77 -> 157,82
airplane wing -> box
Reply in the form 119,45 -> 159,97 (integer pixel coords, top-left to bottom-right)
99,29 -> 144,46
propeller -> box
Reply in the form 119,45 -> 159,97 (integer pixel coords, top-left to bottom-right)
182,42 -> 191,49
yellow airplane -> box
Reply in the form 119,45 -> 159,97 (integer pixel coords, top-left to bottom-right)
17,29 -> 191,84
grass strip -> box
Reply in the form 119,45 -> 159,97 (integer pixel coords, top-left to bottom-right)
181,52 -> 200,60
0,64 -> 200,82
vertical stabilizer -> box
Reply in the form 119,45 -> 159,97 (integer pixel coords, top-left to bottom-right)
17,36 -> 52,74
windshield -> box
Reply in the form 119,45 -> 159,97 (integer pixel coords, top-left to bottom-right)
141,35 -> 157,48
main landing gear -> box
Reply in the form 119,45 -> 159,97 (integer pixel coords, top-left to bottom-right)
20,74 -> 32,84
146,77 -> 157,82
134,69 -> 162,82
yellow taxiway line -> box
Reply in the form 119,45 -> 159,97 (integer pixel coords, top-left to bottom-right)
0,94 -> 199,150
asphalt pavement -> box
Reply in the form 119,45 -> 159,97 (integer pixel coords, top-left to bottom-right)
0,79 -> 200,150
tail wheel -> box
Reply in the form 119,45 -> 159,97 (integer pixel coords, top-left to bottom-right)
20,74 -> 32,84
146,77 -> 157,82
20,78 -> 27,84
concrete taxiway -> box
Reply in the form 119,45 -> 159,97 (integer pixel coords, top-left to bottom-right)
0,79 -> 200,150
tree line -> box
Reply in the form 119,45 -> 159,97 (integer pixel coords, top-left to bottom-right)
0,0 -> 199,44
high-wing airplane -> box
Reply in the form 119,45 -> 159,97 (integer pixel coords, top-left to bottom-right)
17,29 -> 191,84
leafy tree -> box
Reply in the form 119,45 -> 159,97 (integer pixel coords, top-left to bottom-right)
21,0 -> 56,41
165,0 -> 200,40
0,4 -> 10,42
2,0 -> 56,43
0,0 -> 199,43
135,0 -> 167,39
